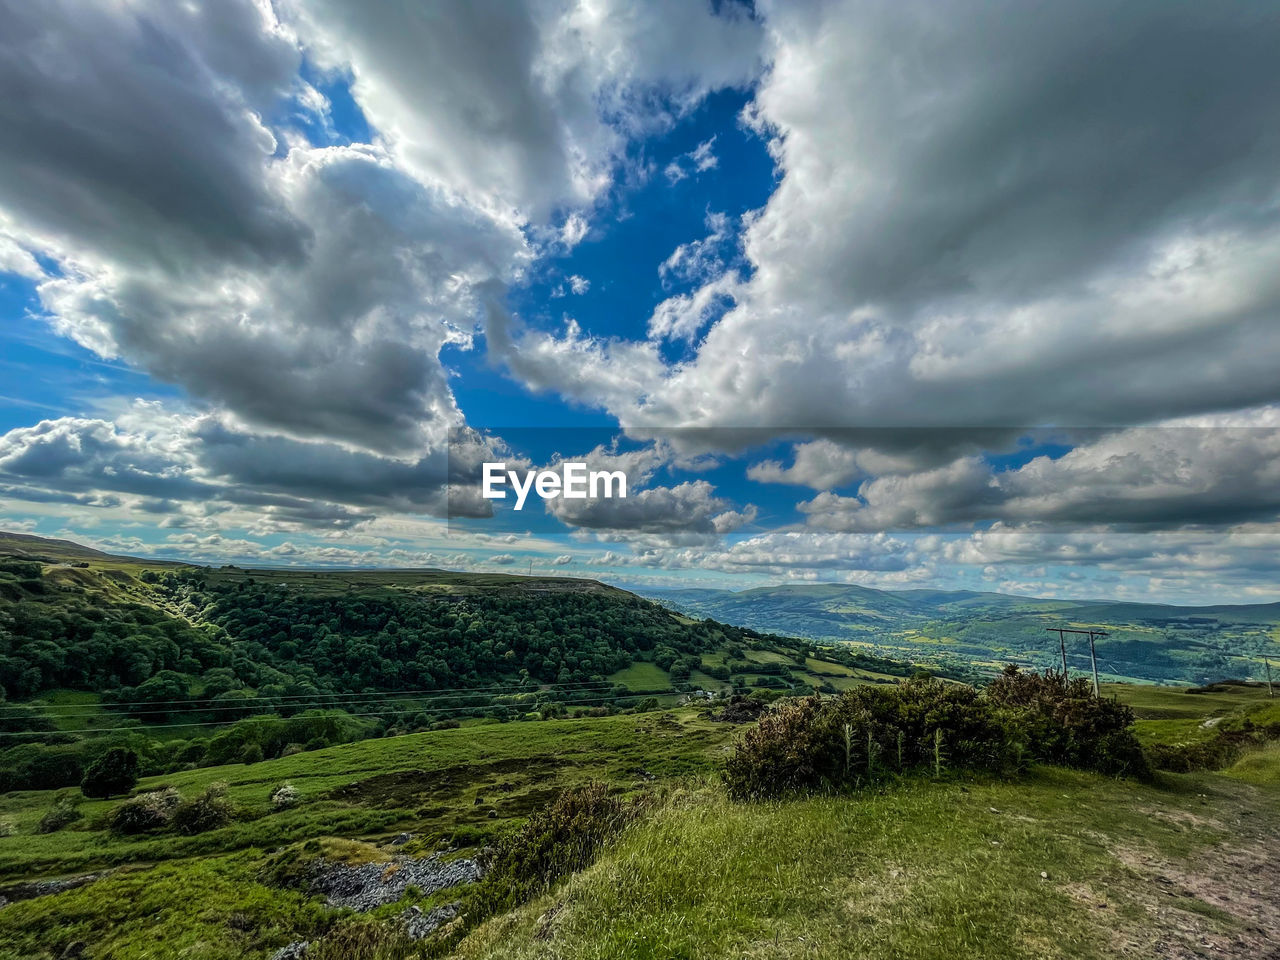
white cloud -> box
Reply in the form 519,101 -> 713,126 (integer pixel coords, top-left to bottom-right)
499,0 -> 1280,442
285,1 -> 761,220
664,136 -> 720,184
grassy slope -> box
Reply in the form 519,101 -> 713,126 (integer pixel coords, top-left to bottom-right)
456,766 -> 1278,960
1107,681 -> 1276,745
0,710 -> 734,880
0,685 -> 1277,959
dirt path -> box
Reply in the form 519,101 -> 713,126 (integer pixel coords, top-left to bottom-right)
1103,790 -> 1280,959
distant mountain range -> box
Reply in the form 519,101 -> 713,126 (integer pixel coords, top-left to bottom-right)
641,583 -> 1280,685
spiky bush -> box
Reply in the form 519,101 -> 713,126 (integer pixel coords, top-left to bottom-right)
37,795 -> 83,834
986,666 -> 1149,779
170,783 -> 234,835
108,788 -> 182,834
725,670 -> 1149,800
724,678 -> 1009,800
270,782 -> 300,809
475,781 -> 637,913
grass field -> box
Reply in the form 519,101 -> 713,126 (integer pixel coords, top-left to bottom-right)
1107,681 -> 1276,745
457,765 -> 1280,960
2,685 -> 1278,959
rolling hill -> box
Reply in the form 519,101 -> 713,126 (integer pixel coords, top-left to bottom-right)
643,583 -> 1280,685
1,532 -> 924,796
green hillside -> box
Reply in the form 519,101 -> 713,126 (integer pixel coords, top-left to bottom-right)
0,533 -> 923,797
0,680 -> 1276,959
646,583 -> 1280,684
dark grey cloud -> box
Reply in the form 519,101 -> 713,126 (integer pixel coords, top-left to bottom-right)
798,420 -> 1280,532
0,0 -> 304,270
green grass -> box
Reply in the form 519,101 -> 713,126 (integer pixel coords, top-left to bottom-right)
3,688 -> 1280,960
456,767 -> 1277,960
26,690 -> 105,733
1106,681 -> 1274,720
0,853 -> 331,960
0,711 -> 733,880
1106,681 -> 1277,747
1223,741 -> 1280,785
606,662 -> 671,692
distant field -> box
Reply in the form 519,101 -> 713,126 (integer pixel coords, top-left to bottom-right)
1108,681 -> 1276,746
607,661 -> 671,692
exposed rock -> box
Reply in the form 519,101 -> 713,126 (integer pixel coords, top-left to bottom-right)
310,855 -> 482,912
270,941 -> 309,960
402,902 -> 459,940
0,873 -> 104,906
389,833 -> 413,846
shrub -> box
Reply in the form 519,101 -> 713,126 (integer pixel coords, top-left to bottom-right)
171,783 -> 234,834
475,782 -> 636,914
725,670 -> 1150,801
241,743 -> 264,765
37,796 -> 83,834
271,782 -> 300,809
81,747 -> 140,799
724,678 -> 1012,800
723,696 -> 828,800
986,666 -> 1149,778
109,788 -> 182,834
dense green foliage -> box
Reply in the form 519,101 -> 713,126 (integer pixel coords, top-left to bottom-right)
80,747 -> 140,799
0,554 -> 825,793
0,564 -> 219,699
986,666 -> 1148,777
723,671 -> 1148,800
157,570 -> 727,694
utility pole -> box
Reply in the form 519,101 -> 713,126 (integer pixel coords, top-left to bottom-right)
1087,630 -> 1101,699
1267,657 -> 1275,698
1044,627 -> 1109,697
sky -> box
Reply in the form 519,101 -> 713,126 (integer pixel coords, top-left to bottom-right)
2,0 -> 1280,604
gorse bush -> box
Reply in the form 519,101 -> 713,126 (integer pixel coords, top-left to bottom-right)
170,783 -> 234,835
108,788 -> 182,834
271,782 -> 300,809
724,670 -> 1149,800
724,678 -> 1008,800
986,666 -> 1149,778
106,783 -> 235,836
37,795 -> 82,834
473,781 -> 637,915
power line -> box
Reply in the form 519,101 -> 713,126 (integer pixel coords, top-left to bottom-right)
0,687 -> 682,737
17,678 -> 631,711
22,683 -> 625,720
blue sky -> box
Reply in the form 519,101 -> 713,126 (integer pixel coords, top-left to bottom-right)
3,0 -> 1280,605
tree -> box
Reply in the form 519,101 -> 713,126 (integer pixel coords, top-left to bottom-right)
81,747 -> 140,798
